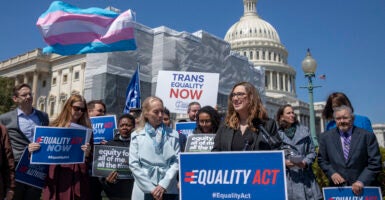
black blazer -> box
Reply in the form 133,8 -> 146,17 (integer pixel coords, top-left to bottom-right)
317,126 -> 382,186
212,118 -> 280,151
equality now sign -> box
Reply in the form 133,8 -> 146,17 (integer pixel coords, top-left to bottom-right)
179,151 -> 288,200
156,70 -> 219,114
31,126 -> 89,164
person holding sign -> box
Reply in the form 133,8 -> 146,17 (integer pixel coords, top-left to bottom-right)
29,94 -> 93,200
213,82 -> 281,151
102,114 -> 135,200
0,83 -> 49,200
276,104 -> 322,200
129,96 -> 180,200
193,106 -> 221,134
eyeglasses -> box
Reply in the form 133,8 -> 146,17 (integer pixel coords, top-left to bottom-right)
230,92 -> 247,99
18,93 -> 32,98
72,106 -> 86,112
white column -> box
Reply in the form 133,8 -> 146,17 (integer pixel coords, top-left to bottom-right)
32,70 -> 39,107
283,74 -> 287,91
23,73 -> 28,84
14,76 -> 19,86
277,73 -> 281,91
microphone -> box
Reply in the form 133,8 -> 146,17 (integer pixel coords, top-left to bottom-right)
252,118 -> 282,149
243,136 -> 254,151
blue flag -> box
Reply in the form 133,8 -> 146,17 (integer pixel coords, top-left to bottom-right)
123,66 -> 141,113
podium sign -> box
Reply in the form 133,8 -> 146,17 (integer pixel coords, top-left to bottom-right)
179,151 -> 287,200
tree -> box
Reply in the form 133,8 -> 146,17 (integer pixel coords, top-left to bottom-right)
0,77 -> 14,114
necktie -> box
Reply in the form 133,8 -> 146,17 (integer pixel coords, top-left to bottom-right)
342,132 -> 350,160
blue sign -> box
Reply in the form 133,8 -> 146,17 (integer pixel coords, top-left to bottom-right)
323,186 -> 382,200
31,126 -> 87,164
179,151 -> 287,200
176,122 -> 196,138
15,148 -> 48,189
90,115 -> 117,144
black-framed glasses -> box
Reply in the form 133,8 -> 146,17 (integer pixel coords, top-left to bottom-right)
230,92 -> 247,99
72,106 -> 86,112
18,92 -> 33,98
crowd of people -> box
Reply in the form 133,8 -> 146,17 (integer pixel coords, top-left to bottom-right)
0,82 -> 382,200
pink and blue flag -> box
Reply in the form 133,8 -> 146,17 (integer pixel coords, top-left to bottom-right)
36,1 -> 137,55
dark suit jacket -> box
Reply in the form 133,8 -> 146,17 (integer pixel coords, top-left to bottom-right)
0,109 -> 49,161
212,118 -> 280,151
317,126 -> 382,186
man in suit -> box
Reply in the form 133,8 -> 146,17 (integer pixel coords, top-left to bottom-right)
318,105 -> 382,195
87,99 -> 107,200
0,83 -> 49,200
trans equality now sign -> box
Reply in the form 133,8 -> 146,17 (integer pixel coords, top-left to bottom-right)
179,151 -> 288,200
155,70 -> 219,114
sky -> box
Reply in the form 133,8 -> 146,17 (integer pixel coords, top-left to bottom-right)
1,0 -> 385,123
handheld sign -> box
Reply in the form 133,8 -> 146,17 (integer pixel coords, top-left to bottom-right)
185,134 -> 215,152
31,126 -> 87,164
323,186 -> 382,200
15,148 -> 48,189
90,115 -> 117,144
179,151 -> 287,200
175,122 -> 196,139
92,145 -> 133,179
155,70 -> 219,114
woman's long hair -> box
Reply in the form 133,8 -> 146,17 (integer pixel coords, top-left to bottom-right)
225,82 -> 268,132
322,92 -> 354,120
50,94 -> 91,128
196,105 -> 221,133
136,96 -> 164,130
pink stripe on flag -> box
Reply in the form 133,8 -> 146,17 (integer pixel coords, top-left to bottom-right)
37,10 -> 115,27
43,27 -> 135,45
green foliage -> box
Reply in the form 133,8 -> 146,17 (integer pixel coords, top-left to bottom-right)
0,77 -> 14,114
313,147 -> 385,198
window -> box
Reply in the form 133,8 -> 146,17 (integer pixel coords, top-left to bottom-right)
250,51 -> 253,60
52,77 -> 57,85
42,80 -> 46,87
63,74 -> 68,84
74,71 -> 80,80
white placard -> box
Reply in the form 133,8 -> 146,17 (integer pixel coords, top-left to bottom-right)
155,70 -> 219,114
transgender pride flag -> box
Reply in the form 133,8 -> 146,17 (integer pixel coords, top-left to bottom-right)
37,1 -> 137,55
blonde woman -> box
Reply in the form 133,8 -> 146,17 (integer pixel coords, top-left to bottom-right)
129,96 -> 179,200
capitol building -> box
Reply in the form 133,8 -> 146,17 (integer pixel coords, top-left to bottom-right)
1,0 -> 384,145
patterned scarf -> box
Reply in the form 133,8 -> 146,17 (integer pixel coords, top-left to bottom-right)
145,122 -> 165,154
284,126 -> 296,139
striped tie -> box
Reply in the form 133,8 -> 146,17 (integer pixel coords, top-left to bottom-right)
343,132 -> 350,160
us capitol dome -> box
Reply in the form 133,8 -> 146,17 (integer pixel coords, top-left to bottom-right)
225,0 -> 296,98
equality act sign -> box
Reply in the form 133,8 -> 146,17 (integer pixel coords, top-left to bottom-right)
179,151 -> 287,200
31,126 -> 88,164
